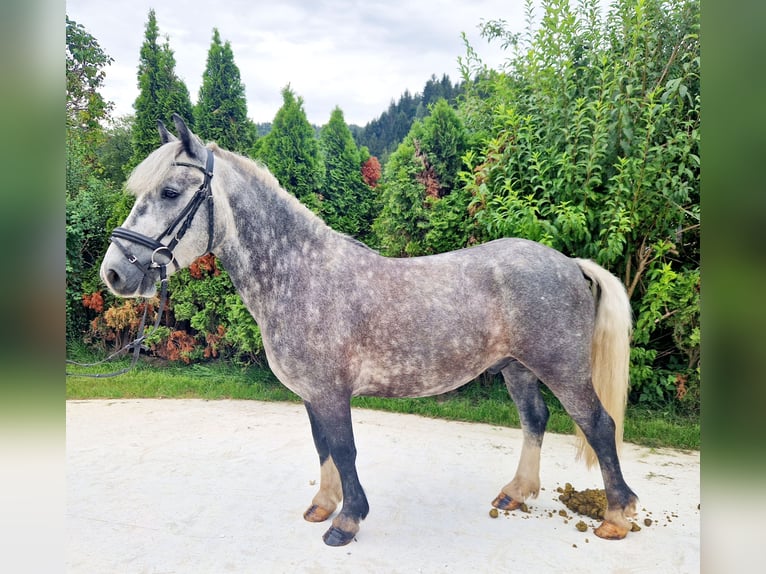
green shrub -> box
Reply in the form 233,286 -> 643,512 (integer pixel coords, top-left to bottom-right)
66,130 -> 121,340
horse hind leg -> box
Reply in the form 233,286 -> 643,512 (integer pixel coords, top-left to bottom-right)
550,377 -> 639,539
303,402 -> 343,523
492,360 -> 549,511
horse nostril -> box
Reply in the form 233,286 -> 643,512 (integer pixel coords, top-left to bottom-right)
106,268 -> 121,287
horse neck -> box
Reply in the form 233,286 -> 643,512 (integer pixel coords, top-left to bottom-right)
211,157 -> 348,317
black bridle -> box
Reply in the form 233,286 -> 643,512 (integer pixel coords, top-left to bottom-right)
110,149 -> 215,273
66,148 -> 215,377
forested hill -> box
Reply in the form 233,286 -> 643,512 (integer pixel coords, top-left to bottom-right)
351,73 -> 463,162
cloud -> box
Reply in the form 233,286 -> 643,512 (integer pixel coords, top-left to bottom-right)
66,0 -> 520,126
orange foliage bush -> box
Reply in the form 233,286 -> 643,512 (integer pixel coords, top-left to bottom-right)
82,291 -> 104,313
153,329 -> 198,363
361,156 -> 382,188
87,298 -> 158,349
204,325 -> 226,359
189,253 -> 220,279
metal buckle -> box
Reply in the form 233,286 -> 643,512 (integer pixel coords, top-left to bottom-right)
151,246 -> 174,267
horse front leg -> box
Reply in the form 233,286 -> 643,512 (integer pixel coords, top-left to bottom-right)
303,401 -> 342,523
493,361 -> 549,511
304,398 -> 369,546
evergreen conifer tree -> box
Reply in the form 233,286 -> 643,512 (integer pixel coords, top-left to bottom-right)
194,29 -> 255,153
256,86 -> 323,211
373,100 -> 469,256
319,107 -> 375,241
129,9 -> 194,171
419,99 -> 468,196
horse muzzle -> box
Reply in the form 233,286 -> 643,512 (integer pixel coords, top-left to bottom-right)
100,244 -> 161,298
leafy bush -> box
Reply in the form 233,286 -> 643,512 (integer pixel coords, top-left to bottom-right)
66,129 -> 121,340
82,254 -> 264,365
156,255 -> 263,365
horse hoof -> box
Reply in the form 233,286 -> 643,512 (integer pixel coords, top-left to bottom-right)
492,493 -> 522,511
304,504 -> 333,523
323,526 -> 355,546
594,520 -> 629,540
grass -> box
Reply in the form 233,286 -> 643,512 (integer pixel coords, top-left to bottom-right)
66,353 -> 699,451
66,358 -> 299,402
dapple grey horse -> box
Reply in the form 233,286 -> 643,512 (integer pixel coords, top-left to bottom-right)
100,114 -> 637,546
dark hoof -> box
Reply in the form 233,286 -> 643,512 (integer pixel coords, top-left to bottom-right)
323,526 -> 356,547
492,493 -> 522,511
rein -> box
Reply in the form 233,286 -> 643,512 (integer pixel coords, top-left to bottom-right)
66,148 -> 215,378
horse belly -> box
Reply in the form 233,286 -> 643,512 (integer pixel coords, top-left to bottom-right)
351,332 -> 505,399
353,368 -> 480,399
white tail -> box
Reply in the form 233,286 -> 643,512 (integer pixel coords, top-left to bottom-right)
574,259 -> 632,469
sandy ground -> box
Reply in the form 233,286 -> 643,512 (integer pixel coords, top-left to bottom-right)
66,399 -> 700,573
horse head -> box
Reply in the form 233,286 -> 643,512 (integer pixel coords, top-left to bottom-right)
100,114 -> 215,297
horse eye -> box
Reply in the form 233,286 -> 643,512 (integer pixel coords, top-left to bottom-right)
162,188 -> 180,199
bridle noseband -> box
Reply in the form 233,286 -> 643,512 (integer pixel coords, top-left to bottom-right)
66,148 -> 215,378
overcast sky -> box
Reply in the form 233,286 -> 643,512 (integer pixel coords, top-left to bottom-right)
66,0 -> 533,126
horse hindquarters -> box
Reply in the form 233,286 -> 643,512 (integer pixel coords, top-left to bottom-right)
303,399 -> 369,546
500,257 -> 636,538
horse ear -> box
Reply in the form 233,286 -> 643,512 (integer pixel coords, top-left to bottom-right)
157,120 -> 177,144
172,113 -> 207,160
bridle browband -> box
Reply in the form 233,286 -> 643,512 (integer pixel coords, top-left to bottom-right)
66,147 -> 215,378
